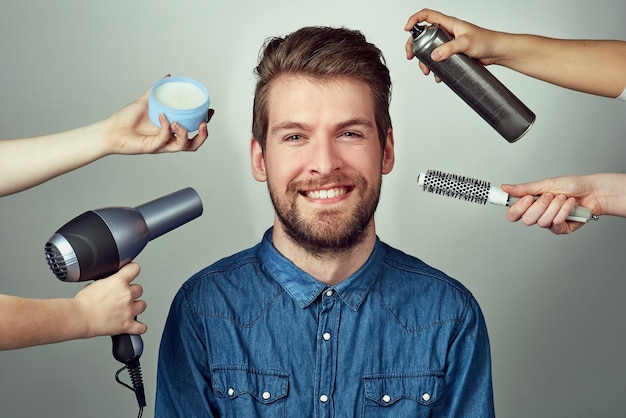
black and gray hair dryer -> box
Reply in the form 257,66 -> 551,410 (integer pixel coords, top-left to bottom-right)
43,187 -> 203,413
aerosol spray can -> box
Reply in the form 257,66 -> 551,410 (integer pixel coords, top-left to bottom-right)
410,23 -> 536,143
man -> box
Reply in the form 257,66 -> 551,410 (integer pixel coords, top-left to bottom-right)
156,26 -> 494,416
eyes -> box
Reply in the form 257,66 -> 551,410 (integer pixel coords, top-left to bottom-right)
283,131 -> 363,143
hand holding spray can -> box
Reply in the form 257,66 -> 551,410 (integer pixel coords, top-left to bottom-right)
410,24 -> 535,143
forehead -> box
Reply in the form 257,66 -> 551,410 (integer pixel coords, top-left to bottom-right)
266,75 -> 376,126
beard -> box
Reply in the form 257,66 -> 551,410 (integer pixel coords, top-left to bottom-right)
268,174 -> 381,256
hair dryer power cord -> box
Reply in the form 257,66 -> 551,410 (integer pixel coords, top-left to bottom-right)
115,359 -> 146,418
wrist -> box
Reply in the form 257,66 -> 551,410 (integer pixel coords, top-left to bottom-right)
89,117 -> 117,156
490,32 -> 525,68
69,296 -> 97,339
593,173 -> 626,217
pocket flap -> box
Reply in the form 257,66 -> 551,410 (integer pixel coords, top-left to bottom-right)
212,367 -> 289,404
364,373 -> 443,406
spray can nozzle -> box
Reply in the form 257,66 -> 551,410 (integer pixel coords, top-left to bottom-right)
409,24 -> 426,39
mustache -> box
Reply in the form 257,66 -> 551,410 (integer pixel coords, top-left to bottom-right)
288,175 -> 350,193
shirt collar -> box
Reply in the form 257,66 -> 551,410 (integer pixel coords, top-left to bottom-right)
258,228 -> 384,311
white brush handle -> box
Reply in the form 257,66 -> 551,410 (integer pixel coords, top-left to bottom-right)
507,196 -> 593,223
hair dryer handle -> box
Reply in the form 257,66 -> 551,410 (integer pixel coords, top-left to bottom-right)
112,333 -> 147,408
111,333 -> 144,363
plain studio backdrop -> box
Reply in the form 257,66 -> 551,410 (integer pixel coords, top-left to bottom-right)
1,1 -> 625,417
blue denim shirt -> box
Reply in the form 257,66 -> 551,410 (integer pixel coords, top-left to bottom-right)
156,228 -> 494,417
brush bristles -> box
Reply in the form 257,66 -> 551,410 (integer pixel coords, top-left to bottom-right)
423,169 -> 491,205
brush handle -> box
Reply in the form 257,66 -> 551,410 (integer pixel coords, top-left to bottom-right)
507,196 -> 593,223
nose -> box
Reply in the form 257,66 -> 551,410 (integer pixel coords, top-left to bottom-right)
308,137 -> 342,176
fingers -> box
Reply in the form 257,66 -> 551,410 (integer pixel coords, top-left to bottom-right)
187,108 -> 214,150
508,193 -> 561,226
404,8 -> 450,31
187,122 -> 210,151
157,108 -> 213,152
550,197 -> 578,225
405,36 -> 416,59
405,9 -> 447,59
534,194 -> 567,228
506,195 -> 534,223
119,264 -> 147,334
129,321 -> 148,335
404,8 -> 456,81
117,262 -> 141,284
115,263 -> 144,302
506,194 -> 583,235
117,264 -> 147,334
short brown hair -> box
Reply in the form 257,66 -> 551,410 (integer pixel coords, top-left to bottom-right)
252,26 -> 392,150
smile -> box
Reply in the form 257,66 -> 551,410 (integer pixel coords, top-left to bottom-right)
306,187 -> 348,199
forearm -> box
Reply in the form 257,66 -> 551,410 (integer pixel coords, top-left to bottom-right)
0,120 -> 112,197
496,34 -> 626,98
0,294 -> 89,350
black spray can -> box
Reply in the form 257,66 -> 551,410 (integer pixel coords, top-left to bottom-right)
410,24 -> 535,143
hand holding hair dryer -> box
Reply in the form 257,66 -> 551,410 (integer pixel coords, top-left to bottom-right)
43,187 -> 203,411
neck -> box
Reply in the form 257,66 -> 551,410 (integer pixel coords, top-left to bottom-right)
271,220 -> 377,286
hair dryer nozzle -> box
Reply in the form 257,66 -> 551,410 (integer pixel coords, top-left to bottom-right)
136,187 -> 203,241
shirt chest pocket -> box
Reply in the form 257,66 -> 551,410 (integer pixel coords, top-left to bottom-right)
363,374 -> 444,418
212,367 -> 289,417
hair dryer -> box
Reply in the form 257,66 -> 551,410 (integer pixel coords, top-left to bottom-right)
43,187 -> 203,410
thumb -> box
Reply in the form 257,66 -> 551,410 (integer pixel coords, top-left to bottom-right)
501,182 -> 542,197
431,36 -> 469,61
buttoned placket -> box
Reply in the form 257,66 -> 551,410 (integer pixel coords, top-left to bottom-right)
315,287 -> 340,417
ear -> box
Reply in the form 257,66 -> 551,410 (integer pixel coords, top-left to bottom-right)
381,128 -> 395,175
250,137 -> 267,182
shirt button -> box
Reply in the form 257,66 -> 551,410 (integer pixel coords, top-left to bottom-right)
322,332 -> 331,341
262,391 -> 271,400
320,394 -> 329,403
326,289 -> 334,297
227,388 -> 235,396
382,394 -> 391,403
422,392 -> 431,402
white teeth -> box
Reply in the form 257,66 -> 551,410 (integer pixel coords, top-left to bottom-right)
307,188 -> 346,199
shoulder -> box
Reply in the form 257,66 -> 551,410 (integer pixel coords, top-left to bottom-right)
373,243 -> 481,330
173,243 -> 283,324
184,245 -> 263,289
380,242 -> 473,297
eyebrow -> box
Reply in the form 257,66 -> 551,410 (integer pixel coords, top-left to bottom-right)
270,118 -> 375,136
270,121 -> 311,136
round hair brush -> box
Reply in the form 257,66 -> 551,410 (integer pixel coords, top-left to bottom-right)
417,169 -> 593,223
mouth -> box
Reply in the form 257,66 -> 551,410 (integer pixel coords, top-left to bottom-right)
301,185 -> 353,200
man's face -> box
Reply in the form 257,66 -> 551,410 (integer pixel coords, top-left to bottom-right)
251,75 -> 394,254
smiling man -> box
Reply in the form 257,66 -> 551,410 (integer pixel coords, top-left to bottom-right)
156,26 -> 495,417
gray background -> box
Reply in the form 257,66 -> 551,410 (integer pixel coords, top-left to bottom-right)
1,0 -> 625,417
